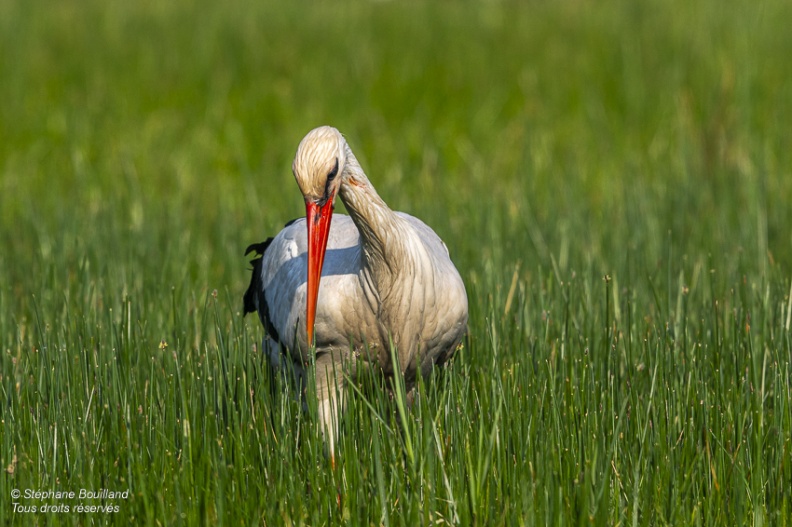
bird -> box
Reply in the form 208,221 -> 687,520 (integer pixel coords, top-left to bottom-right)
243,125 -> 468,454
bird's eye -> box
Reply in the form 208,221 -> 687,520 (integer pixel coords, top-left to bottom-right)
327,159 -> 339,181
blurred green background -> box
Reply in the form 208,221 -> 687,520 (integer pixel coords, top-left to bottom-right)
2,0 -> 790,297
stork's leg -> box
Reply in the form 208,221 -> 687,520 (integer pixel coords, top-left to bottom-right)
314,350 -> 347,457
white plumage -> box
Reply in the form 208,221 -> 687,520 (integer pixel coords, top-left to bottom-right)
244,126 -> 468,453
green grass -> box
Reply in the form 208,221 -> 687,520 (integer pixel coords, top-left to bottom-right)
1,0 -> 791,524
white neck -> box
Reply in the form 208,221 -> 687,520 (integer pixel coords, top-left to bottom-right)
338,146 -> 408,288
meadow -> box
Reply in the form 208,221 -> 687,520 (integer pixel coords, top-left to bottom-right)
1,0 -> 791,524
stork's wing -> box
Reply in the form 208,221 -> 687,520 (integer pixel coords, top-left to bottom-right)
244,215 -> 370,355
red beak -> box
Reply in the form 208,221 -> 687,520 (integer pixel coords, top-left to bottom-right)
305,198 -> 334,346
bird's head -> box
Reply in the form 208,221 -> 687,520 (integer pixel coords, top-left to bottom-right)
292,125 -> 347,203
292,126 -> 348,347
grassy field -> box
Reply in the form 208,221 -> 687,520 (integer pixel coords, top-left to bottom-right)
2,0 -> 791,524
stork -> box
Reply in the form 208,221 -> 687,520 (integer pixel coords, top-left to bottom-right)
243,126 -> 468,453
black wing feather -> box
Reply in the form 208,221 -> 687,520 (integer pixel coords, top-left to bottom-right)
243,238 -> 281,343
243,220 -> 301,343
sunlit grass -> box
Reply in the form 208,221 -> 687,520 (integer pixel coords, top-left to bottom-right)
1,0 -> 791,525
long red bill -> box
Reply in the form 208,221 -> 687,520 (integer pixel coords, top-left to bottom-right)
305,198 -> 334,347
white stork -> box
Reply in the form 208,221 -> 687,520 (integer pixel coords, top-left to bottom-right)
244,126 -> 468,453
